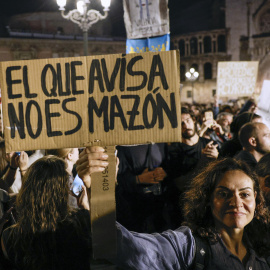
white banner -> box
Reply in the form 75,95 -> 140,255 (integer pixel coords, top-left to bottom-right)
123,0 -> 170,39
217,62 -> 258,97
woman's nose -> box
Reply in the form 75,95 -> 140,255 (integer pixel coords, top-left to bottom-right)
229,194 -> 242,207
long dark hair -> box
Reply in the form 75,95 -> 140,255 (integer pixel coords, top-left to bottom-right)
9,156 -> 75,268
183,158 -> 270,256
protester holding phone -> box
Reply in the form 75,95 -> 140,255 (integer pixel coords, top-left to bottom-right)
0,149 -> 28,193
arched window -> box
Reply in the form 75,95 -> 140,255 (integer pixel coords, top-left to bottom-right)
203,36 -> 212,53
204,62 -> 212,79
180,65 -> 186,82
179,39 -> 185,56
218,35 -> 226,52
190,37 -> 198,55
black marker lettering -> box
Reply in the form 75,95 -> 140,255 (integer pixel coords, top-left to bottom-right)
8,102 -> 25,139
110,95 -> 128,130
41,64 -> 57,97
62,98 -> 82,135
121,95 -> 144,130
156,92 -> 177,129
6,66 -> 22,99
143,93 -> 157,129
88,59 -> 105,94
148,54 -> 169,91
101,58 -> 121,92
25,101 -> 42,139
88,96 -> 109,133
45,99 -> 62,137
23,66 -> 37,98
71,61 -> 84,95
120,57 -> 126,92
127,56 -> 147,91
57,63 -> 70,96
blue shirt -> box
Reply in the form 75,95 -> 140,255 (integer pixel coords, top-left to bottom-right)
116,223 -> 270,270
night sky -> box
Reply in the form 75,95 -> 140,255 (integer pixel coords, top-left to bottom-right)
1,0 -> 218,37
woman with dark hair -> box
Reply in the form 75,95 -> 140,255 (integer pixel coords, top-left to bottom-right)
45,148 -> 81,208
77,147 -> 270,269
1,156 -> 91,270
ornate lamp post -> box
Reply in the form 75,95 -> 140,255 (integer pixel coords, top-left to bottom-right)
56,0 -> 111,56
185,68 -> 199,103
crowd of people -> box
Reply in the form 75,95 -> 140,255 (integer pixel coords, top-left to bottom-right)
0,96 -> 270,269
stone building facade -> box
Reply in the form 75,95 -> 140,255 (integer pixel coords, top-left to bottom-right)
171,0 -> 270,104
0,11 -> 126,61
171,28 -> 230,103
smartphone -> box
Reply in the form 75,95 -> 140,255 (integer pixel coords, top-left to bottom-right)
71,175 -> 84,196
16,152 -> 21,156
204,111 -> 213,121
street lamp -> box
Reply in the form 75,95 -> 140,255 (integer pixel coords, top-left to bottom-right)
185,68 -> 199,103
56,0 -> 111,56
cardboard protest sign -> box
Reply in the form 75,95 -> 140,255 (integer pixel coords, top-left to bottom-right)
217,61 -> 258,97
91,146 -> 117,260
123,0 -> 170,39
0,50 -> 181,152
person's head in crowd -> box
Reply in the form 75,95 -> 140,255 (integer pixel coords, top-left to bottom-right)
5,155 -> 90,269
220,105 -> 233,114
239,122 -> 270,162
181,107 -> 197,140
190,104 -> 202,117
45,148 -> 79,176
230,112 -> 262,139
183,158 -> 269,255
256,153 -> 270,208
199,108 -> 215,138
238,98 -> 258,115
17,156 -> 70,228
216,112 -> 233,135
232,100 -> 241,114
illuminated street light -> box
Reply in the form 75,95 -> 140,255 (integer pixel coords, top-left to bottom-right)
56,0 -> 111,56
185,68 -> 199,103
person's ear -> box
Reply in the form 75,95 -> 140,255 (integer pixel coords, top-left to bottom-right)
67,152 -> 73,161
248,137 -> 257,147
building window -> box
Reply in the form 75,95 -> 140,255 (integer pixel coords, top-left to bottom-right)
190,37 -> 198,55
187,90 -> 192,98
180,65 -> 186,82
204,62 -> 212,79
179,39 -> 185,56
204,36 -> 212,53
212,89 -> 216,96
218,35 -> 226,52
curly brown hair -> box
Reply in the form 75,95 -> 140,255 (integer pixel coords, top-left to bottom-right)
9,156 -> 76,268
183,158 -> 270,256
